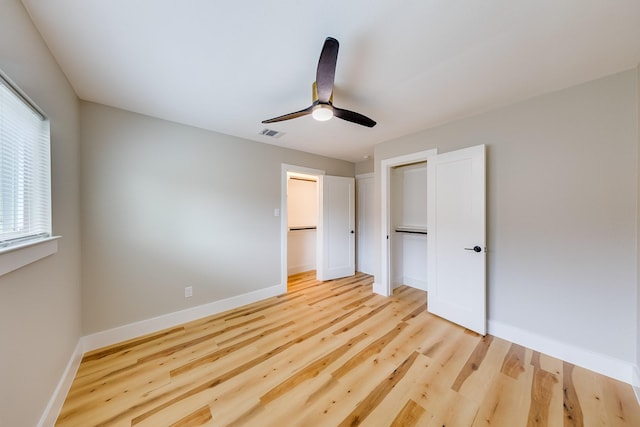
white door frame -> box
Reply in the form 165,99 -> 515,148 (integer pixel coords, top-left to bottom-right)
280,164 -> 325,293
375,149 -> 437,296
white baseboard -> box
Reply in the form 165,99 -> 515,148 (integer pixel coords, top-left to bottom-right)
402,276 -> 427,291
489,320 -> 634,384
37,340 -> 84,427
287,263 -> 315,276
372,281 -> 389,296
82,283 -> 285,352
632,365 -> 640,405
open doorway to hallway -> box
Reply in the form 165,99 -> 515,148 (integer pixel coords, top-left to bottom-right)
286,172 -> 318,290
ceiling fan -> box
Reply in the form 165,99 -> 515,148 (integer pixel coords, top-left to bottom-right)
262,37 -> 376,128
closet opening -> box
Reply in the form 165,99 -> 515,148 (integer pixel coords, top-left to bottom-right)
377,148 -> 437,296
286,172 -> 318,284
390,161 -> 428,291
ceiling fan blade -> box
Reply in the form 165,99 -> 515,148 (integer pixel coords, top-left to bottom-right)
262,105 -> 313,123
316,37 -> 339,103
333,106 -> 376,128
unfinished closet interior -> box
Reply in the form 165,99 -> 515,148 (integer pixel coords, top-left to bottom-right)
391,161 -> 428,290
287,173 -> 318,276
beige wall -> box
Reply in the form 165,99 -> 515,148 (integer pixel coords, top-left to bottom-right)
375,69 -> 638,362
0,1 -> 82,426
355,158 -> 374,175
80,102 -> 353,333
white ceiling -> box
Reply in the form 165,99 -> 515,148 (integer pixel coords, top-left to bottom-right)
20,0 -> 640,163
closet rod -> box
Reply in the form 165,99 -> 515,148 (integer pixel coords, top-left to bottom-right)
289,177 -> 317,182
394,229 -> 427,235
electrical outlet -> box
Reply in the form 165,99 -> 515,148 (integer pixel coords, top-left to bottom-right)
184,286 -> 193,298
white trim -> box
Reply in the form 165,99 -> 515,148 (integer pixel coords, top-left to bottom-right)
280,164 -> 325,288
633,365 -> 640,405
288,263 -> 316,275
82,284 -> 283,352
489,320 -> 634,384
401,276 -> 428,290
379,149 -> 437,296
37,340 -> 84,427
372,281 -> 386,295
0,69 -> 47,119
0,236 -> 60,277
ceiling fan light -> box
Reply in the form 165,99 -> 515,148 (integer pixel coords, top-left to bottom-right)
312,105 -> 333,121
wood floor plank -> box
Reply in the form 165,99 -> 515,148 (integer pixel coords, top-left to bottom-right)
169,320 -> 296,377
472,370 -> 534,427
131,307 -> 372,424
341,293 -> 377,311
331,322 -> 409,380
82,327 -> 185,363
406,338 -> 482,426
331,301 -> 394,335
502,342 -> 527,379
601,375 -> 640,426
451,334 -> 494,392
389,399 -> 427,426
563,361 -> 585,426
423,390 -> 480,427
454,335 -> 512,402
167,405 -> 212,427
138,316 -> 262,364
527,350 -> 562,427
402,303 -> 427,321
358,353 -> 434,427
336,351 -> 420,426
55,272 -> 640,427
260,333 -> 368,404
527,366 -> 559,426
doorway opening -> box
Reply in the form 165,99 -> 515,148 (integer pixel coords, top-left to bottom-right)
280,164 -> 324,292
287,172 -> 318,280
376,149 -> 437,296
390,161 -> 428,291
280,164 -> 356,292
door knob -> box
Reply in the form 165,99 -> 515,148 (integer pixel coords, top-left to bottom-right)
350,230 -> 355,234
464,246 -> 482,252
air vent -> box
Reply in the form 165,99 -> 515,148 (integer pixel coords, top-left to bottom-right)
260,128 -> 285,138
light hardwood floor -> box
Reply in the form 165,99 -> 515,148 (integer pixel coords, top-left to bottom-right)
56,271 -> 640,426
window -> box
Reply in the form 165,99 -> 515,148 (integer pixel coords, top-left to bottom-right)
0,73 -> 51,250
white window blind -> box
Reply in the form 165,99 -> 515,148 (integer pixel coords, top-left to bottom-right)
0,75 -> 51,249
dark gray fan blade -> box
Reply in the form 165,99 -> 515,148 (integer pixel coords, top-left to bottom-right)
316,37 -> 339,103
262,105 -> 313,123
333,106 -> 376,128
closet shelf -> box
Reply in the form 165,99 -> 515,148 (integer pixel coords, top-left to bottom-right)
289,226 -> 317,231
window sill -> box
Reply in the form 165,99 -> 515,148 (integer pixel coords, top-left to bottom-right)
0,236 -> 61,277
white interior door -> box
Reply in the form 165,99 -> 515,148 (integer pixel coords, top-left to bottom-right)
427,144 -> 486,335
356,175 -> 375,275
317,175 -> 355,281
